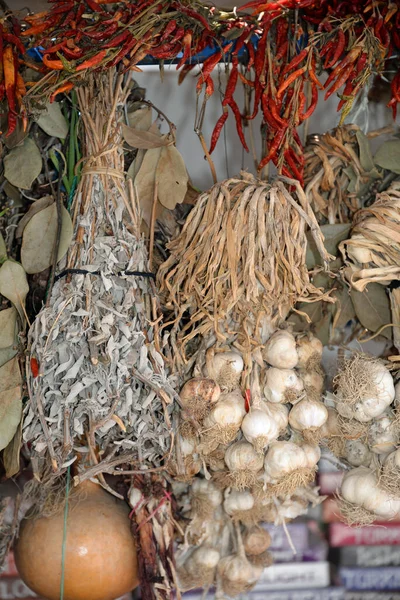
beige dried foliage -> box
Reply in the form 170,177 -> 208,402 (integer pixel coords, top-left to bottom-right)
337,495 -> 376,527
333,353 -> 382,406
158,174 -> 333,372
340,183 -> 400,291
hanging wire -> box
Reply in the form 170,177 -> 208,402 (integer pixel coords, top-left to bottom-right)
60,466 -> 71,600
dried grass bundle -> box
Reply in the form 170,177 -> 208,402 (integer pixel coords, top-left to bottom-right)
23,72 -> 176,488
304,125 -> 369,224
340,183 -> 400,291
158,173 -> 332,373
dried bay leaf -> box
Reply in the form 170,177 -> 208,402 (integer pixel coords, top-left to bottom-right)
3,421 -> 21,477
16,195 -> 54,239
0,385 -> 22,451
0,356 -> 21,391
351,283 -> 392,340
36,102 -> 68,139
156,145 -> 188,210
0,232 -> 6,262
21,204 -> 73,274
374,140 -> 400,174
4,138 -> 42,190
127,106 -> 152,131
121,123 -> 169,149
356,130 -> 375,173
0,307 -> 17,348
332,285 -> 356,330
0,346 -> 17,368
135,147 -> 162,225
127,148 -> 146,181
0,260 -> 29,321
306,224 -> 351,268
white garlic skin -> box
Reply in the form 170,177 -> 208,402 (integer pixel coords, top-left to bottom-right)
264,441 -> 320,480
368,413 -> 398,455
206,350 -> 244,390
384,448 -> 400,470
179,377 -> 221,407
289,398 -> 328,432
345,439 -> 372,467
346,234 -> 373,264
179,435 -> 196,456
203,389 -> 246,428
264,367 -> 303,403
223,490 -> 255,515
263,402 -> 289,432
218,554 -> 263,592
224,440 -> 264,473
241,409 -> 279,447
337,361 -> 395,423
300,370 -> 324,395
186,546 -> 221,574
128,486 -> 144,509
191,478 -> 223,507
319,406 -> 340,438
263,331 -> 298,369
296,335 -> 323,369
341,466 -> 400,520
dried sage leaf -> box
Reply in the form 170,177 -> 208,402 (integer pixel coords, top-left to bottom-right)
36,102 -> 68,139
0,232 -> 6,262
3,421 -> 21,477
121,123 -> 169,149
351,283 -> 392,340
0,260 -> 29,321
21,204 -> 73,274
16,195 -> 54,239
0,307 -> 17,348
306,224 -> 351,268
0,385 -> 22,451
4,138 -> 42,190
127,107 -> 152,131
135,147 -> 162,225
374,140 -> 400,174
156,145 -> 188,210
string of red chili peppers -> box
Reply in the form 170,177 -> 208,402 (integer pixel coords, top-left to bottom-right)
4,0 -> 400,175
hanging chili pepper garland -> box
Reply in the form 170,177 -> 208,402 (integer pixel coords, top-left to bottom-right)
3,0 -> 400,177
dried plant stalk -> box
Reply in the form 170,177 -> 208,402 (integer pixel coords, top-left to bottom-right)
158,173 -> 333,373
304,125 -> 366,224
340,183 -> 400,291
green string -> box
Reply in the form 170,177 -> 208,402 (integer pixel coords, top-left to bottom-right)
60,466 -> 71,600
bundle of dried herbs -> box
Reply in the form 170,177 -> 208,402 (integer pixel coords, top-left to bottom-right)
158,173 -> 333,377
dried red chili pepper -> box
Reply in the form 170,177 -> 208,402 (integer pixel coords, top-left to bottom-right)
282,48 -> 307,76
275,40 -> 288,61
76,49 -> 107,71
284,148 -> 303,181
22,21 -> 53,37
50,80 -> 74,102
176,31 -> 193,69
159,19 -> 176,43
277,66 -> 306,98
222,56 -> 239,106
209,110 -> 228,154
246,41 -> 255,70
205,76 -> 214,97
324,45 -> 362,89
3,45 -> 16,136
324,28 -> 346,69
258,127 -> 286,171
269,97 -> 287,126
337,70 -> 355,111
238,71 -> 255,87
85,0 -> 106,13
102,30 -> 131,49
244,389 -> 251,413
84,22 -> 118,39
106,35 -> 137,67
42,54 -> 65,70
248,80 -> 262,120
300,82 -> 318,120
325,62 -> 354,100
178,6 -> 212,31
3,33 -> 25,55
228,98 -> 249,152
30,357 -> 40,378
178,63 -> 196,85
197,50 -> 222,91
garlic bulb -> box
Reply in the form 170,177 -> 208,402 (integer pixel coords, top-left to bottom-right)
320,407 -> 340,438
264,367 -> 303,403
260,495 -> 308,524
224,440 -> 264,489
296,335 -> 323,370
288,398 -> 328,436
368,413 -> 398,455
168,433 -> 202,481
128,486 -> 144,510
335,357 -> 395,423
345,440 -> 372,467
395,381 -> 400,407
264,441 -> 320,495
263,402 -> 289,433
380,448 -> 400,497
241,409 -> 279,452
191,478 -> 223,517
263,330 -> 298,370
243,527 -> 271,556
223,490 -> 255,516
205,348 -> 244,391
300,369 -> 324,397
179,377 -> 221,420
218,554 -> 263,597
340,466 -> 400,524
202,389 -> 246,448
179,546 -> 221,589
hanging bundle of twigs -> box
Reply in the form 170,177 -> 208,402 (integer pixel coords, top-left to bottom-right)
22,72 -> 176,491
158,173 -> 333,376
